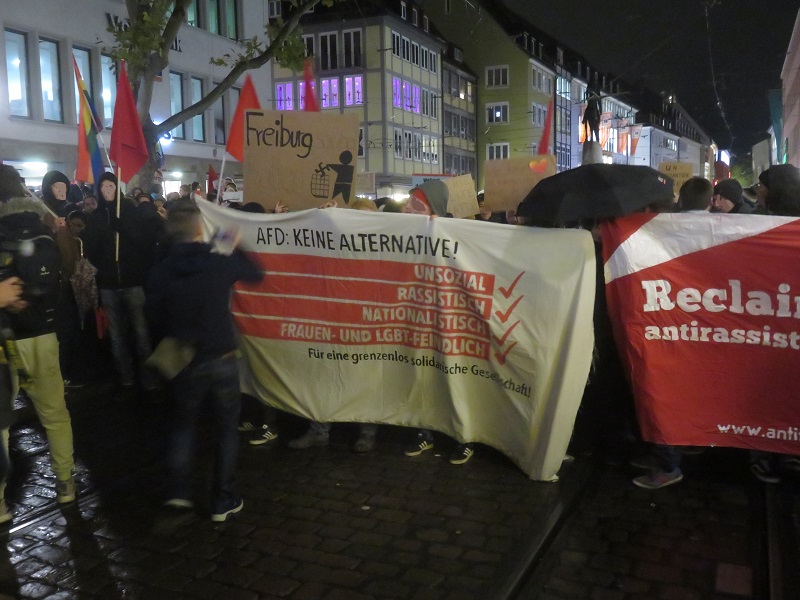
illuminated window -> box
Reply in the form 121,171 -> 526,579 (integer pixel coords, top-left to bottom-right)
412,85 -> 420,113
39,39 -> 62,122
430,137 -> 438,163
101,54 -> 116,128
344,76 -> 362,105
187,0 -> 200,26
191,76 -> 204,141
275,82 -> 293,110
413,132 -> 422,161
170,71 -> 184,138
486,102 -> 508,124
72,48 -> 92,124
207,0 -> 220,34
392,77 -> 401,108
321,77 -> 339,108
298,80 -> 316,109
422,134 -> 430,162
402,80 -> 411,111
224,0 -> 237,39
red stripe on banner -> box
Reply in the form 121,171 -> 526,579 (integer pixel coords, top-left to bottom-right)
235,316 -> 491,359
233,293 -> 492,337
245,253 -> 495,296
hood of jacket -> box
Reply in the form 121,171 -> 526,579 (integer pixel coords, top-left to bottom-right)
0,197 -> 48,220
40,171 -> 71,204
417,179 -> 450,217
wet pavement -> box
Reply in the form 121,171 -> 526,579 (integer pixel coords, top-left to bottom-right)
0,382 -> 794,599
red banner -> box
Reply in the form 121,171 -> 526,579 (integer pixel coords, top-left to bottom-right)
602,213 -> 800,455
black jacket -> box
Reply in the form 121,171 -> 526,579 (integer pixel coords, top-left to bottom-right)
84,198 -> 153,289
145,242 -> 263,361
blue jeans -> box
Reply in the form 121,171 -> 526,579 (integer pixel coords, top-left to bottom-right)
100,287 -> 154,388
167,353 -> 241,507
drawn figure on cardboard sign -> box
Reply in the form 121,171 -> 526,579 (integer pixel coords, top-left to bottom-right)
314,150 -> 354,204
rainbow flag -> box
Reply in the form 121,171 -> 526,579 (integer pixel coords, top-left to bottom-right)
73,56 -> 104,184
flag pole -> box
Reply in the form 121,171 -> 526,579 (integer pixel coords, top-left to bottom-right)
115,166 -> 121,265
217,155 -> 228,203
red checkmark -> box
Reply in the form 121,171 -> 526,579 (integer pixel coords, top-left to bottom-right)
492,320 -> 520,346
495,296 -> 524,323
495,341 -> 518,365
499,271 -> 525,299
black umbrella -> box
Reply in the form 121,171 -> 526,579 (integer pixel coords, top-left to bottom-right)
516,164 -> 675,226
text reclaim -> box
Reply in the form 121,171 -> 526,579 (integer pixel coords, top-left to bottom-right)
642,279 -> 800,319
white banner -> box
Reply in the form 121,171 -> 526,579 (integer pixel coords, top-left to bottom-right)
198,202 -> 596,480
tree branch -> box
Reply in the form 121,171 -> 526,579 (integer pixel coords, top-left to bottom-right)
154,0 -> 322,137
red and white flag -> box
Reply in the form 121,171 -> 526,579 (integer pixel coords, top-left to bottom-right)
602,213 -> 800,455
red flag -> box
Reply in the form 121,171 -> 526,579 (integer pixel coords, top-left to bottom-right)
538,99 -> 554,155
109,61 -> 149,183
226,75 -> 261,162
207,164 -> 218,194
303,58 -> 319,112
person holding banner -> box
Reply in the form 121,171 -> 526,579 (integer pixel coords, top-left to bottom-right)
401,180 -> 475,465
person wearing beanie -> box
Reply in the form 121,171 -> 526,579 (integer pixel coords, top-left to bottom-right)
760,164 -> 800,217
84,171 -> 157,391
711,178 -> 753,214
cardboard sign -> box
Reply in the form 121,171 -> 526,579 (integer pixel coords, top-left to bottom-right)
222,190 -> 244,204
243,110 -> 360,210
483,156 -> 556,212
659,162 -> 694,197
444,174 -> 479,218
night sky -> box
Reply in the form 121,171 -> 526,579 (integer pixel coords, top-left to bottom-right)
502,0 -> 799,159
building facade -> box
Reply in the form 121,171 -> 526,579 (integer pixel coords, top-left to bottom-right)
441,45 -> 477,181
782,8 -> 800,167
1,0 -> 272,191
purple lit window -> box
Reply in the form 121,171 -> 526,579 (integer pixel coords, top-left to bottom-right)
345,76 -> 363,105
299,80 -> 316,110
402,81 -> 411,111
321,78 -> 339,108
392,77 -> 401,108
412,85 -> 420,113
275,83 -> 294,111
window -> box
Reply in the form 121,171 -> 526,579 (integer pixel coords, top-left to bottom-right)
412,85 -> 420,113
531,102 -> 545,127
321,77 -> 339,108
421,46 -> 428,70
191,76 -> 204,141
394,128 -> 403,158
213,86 -> 225,144
412,8 -> 418,25
422,135 -> 430,162
454,48 -> 463,62
666,138 -> 677,151
392,31 -> 401,57
466,81 -> 473,103
358,127 -> 364,157
430,92 -> 437,118
430,137 -> 438,163
402,37 -> 410,61
72,48 -> 92,124
403,130 -> 413,159
343,30 -> 362,68
423,16 -> 429,32
400,1 -> 407,19
207,0 -> 220,34
392,77 -> 401,108
187,0 -> 200,26
487,143 -> 509,160
39,39 -> 62,122
275,82 -> 293,110
422,89 -> 430,117
402,80 -> 411,111
101,54 -> 116,127
486,66 -> 508,88
224,0 -> 237,39
429,50 -> 437,73
267,0 -> 281,19
5,30 -> 29,118
411,42 -> 419,66
303,35 -> 315,58
413,132 -> 422,160
319,33 -> 337,70
298,80 -> 315,109
556,75 -> 570,99
486,102 -> 508,124
545,76 -> 552,95
170,71 -> 184,138
344,76 -> 362,105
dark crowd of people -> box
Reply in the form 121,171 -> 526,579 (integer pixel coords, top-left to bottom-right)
0,161 -> 797,527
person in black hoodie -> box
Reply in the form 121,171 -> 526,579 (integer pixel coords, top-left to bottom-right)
84,172 -> 156,390
40,170 -> 78,218
0,166 -> 76,505
145,203 -> 262,522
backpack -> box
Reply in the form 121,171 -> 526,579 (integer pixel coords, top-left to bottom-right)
0,220 -> 60,304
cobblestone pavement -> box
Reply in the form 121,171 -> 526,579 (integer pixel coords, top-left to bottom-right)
0,383 -> 792,599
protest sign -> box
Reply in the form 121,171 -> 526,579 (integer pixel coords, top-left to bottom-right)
602,213 -> 800,456
198,202 -> 596,480
658,162 -> 693,197
443,174 -> 479,218
243,110 -> 360,211
483,156 -> 556,212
